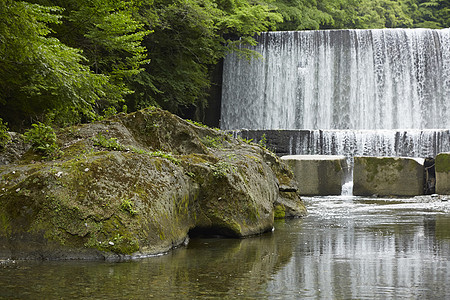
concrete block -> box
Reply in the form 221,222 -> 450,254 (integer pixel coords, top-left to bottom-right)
353,156 -> 424,197
436,152 -> 450,195
280,155 -> 346,196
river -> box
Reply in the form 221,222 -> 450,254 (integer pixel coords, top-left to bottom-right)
2,195 -> 450,299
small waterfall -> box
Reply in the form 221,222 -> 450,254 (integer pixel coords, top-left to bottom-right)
233,129 -> 450,196
341,181 -> 354,196
221,29 -> 450,131
234,129 -> 450,159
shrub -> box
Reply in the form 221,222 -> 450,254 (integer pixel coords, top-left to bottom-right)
103,106 -> 118,119
0,118 -> 11,149
258,133 -> 267,148
93,133 -> 126,151
24,122 -> 60,157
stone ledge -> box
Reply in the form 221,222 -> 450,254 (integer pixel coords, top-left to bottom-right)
436,152 -> 450,195
353,156 -> 424,197
281,155 -> 346,196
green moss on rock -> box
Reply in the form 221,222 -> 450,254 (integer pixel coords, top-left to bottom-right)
0,108 -> 306,260
354,156 -> 424,197
274,204 -> 286,219
362,157 -> 403,183
436,153 -> 450,173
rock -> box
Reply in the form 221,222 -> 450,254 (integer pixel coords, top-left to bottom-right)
0,132 -> 30,165
0,108 -> 306,260
280,155 -> 346,196
435,152 -> 450,195
353,156 -> 425,197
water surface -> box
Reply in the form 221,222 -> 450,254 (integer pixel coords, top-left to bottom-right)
2,196 -> 450,299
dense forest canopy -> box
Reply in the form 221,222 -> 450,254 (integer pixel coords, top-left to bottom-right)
0,0 -> 448,131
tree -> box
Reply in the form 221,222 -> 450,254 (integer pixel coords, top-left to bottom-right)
36,0 -> 152,113
315,0 -> 414,29
0,0 -> 153,127
411,0 -> 450,28
127,0 -> 282,115
0,0 -> 107,128
274,0 -> 333,30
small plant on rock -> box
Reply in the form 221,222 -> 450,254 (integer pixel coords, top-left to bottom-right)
93,133 -> 126,151
202,135 -> 224,148
102,106 -> 118,119
258,133 -> 267,148
211,161 -> 235,178
24,122 -> 60,157
0,118 -> 11,149
149,150 -> 180,165
238,136 -> 253,144
186,119 -> 208,128
121,198 -> 137,216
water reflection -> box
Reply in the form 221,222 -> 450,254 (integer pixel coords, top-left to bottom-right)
0,228 -> 293,299
1,196 -> 450,299
268,197 -> 450,299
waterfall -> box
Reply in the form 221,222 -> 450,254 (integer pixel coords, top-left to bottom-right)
222,28 -> 450,169
221,29 -> 450,131
233,129 -> 450,158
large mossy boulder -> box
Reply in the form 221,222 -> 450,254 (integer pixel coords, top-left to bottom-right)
280,155 -> 346,196
436,152 -> 450,195
0,108 -> 306,260
353,156 -> 425,197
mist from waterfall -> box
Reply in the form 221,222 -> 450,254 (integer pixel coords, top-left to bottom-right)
221,28 -> 450,131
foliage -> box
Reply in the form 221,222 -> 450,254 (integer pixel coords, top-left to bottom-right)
201,135 -> 225,148
0,1 -> 108,128
121,198 -> 138,216
129,0 -> 282,114
258,133 -> 268,149
93,133 -> 126,151
0,0 -> 150,128
274,0 -> 333,30
319,0 -> 414,28
102,107 -> 118,119
411,0 -> 450,28
0,0 -> 448,130
59,0 -> 152,110
0,118 -> 11,149
23,122 -> 60,157
273,0 -> 449,29
211,161 -> 236,178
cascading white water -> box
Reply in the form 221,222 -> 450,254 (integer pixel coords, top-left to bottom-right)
221,29 -> 450,131
288,129 -> 450,158
233,129 -> 450,159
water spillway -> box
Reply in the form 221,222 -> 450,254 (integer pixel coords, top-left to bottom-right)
222,28 -> 450,130
222,28 -> 450,158
233,129 -> 450,158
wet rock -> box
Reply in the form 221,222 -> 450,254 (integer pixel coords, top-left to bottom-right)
280,155 -> 346,196
0,108 -> 306,260
435,152 -> 450,195
353,156 -> 425,197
